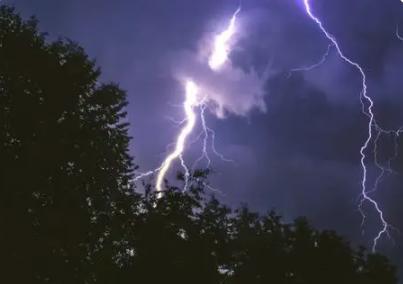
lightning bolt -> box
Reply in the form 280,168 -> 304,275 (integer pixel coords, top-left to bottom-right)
154,80 -> 199,196
302,0 -> 400,251
209,7 -> 241,71
134,8 -> 240,197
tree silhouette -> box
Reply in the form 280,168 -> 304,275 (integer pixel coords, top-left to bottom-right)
0,6 -> 135,283
120,179 -> 397,284
0,5 -> 398,284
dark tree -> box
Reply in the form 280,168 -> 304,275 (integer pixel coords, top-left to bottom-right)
0,6 -> 135,283
119,175 -> 397,284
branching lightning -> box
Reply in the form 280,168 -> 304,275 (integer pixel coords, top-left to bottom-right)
302,0 -> 403,251
133,80 -> 199,195
134,7 -> 240,196
155,80 -> 199,196
192,104 -> 212,169
133,1 -> 401,251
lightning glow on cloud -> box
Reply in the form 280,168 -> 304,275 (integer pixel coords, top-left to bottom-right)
135,7 -> 244,196
209,7 -> 241,71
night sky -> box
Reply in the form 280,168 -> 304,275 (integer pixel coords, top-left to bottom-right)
8,0 -> 403,277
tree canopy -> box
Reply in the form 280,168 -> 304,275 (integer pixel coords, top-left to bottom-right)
0,5 -> 398,284
0,6 -> 135,282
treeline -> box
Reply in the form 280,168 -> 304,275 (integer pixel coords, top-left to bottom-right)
0,6 -> 397,284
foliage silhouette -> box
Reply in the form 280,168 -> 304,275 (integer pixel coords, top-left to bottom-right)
0,5 -> 398,284
0,5 -> 135,283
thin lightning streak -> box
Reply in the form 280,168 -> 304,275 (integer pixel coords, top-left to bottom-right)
288,43 -> 333,77
165,116 -> 188,126
358,127 -> 402,243
133,168 -> 160,182
396,25 -> 403,41
370,131 -> 388,195
391,128 -> 402,166
193,103 -> 234,169
376,127 -> 403,173
363,128 -> 402,198
179,154 -> 190,191
192,104 -> 212,169
207,127 -> 234,163
190,130 -> 205,146
302,0 -> 391,252
203,182 -> 225,197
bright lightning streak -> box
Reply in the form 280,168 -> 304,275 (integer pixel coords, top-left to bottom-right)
154,80 -> 199,196
209,7 -> 241,70
302,0 -> 392,251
